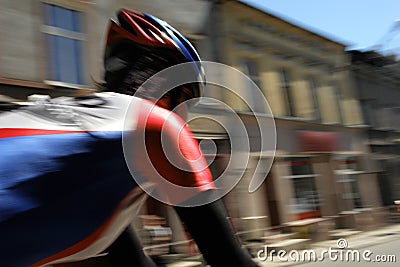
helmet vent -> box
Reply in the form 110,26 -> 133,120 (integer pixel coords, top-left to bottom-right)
118,16 -> 138,36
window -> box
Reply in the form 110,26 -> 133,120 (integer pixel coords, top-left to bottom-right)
241,60 -> 263,112
308,77 -> 321,122
279,68 -> 295,117
360,99 -> 372,126
242,60 -> 260,87
284,158 -> 320,219
42,3 -> 86,85
319,85 -> 341,124
335,156 -> 363,209
332,84 -> 343,123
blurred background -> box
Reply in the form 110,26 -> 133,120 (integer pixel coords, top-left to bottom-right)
0,1 -> 399,266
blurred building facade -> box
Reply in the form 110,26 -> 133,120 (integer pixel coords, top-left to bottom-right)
0,0 -> 398,253
0,0 -> 100,99
0,0 -> 215,100
209,1 -> 387,239
349,50 -> 400,207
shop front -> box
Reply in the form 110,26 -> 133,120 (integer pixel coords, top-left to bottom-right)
266,121 -> 384,236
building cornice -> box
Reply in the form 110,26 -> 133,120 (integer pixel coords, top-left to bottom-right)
0,77 -> 53,90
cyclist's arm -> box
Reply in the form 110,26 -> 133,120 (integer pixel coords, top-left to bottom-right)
133,99 -> 214,191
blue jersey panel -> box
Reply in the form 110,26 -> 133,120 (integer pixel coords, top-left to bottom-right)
0,131 -> 139,266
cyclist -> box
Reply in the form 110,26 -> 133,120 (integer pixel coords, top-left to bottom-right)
0,9 -> 259,267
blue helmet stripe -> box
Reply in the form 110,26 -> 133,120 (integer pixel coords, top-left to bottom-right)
143,13 -> 205,97
144,13 -> 201,63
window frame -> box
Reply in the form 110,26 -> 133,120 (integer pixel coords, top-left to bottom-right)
278,68 -> 295,117
41,1 -> 87,87
284,158 -> 321,215
307,76 -> 321,122
240,59 -> 263,112
334,155 -> 363,209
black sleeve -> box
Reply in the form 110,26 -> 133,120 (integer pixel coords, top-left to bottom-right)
174,191 -> 260,267
107,226 -> 157,267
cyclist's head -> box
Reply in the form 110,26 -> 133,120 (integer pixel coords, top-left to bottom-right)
104,9 -> 204,110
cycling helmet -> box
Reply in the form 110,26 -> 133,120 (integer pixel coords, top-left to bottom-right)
104,9 -> 204,99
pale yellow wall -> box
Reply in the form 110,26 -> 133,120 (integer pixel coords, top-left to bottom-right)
318,85 -> 341,123
221,61 -> 250,112
291,72 -> 315,120
221,1 -> 357,126
260,68 -> 288,116
312,159 -> 339,216
341,98 -> 363,125
358,173 -> 383,208
0,1 -> 44,81
272,161 -> 295,223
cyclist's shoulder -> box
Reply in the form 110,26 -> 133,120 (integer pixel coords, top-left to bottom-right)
137,99 -> 185,132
